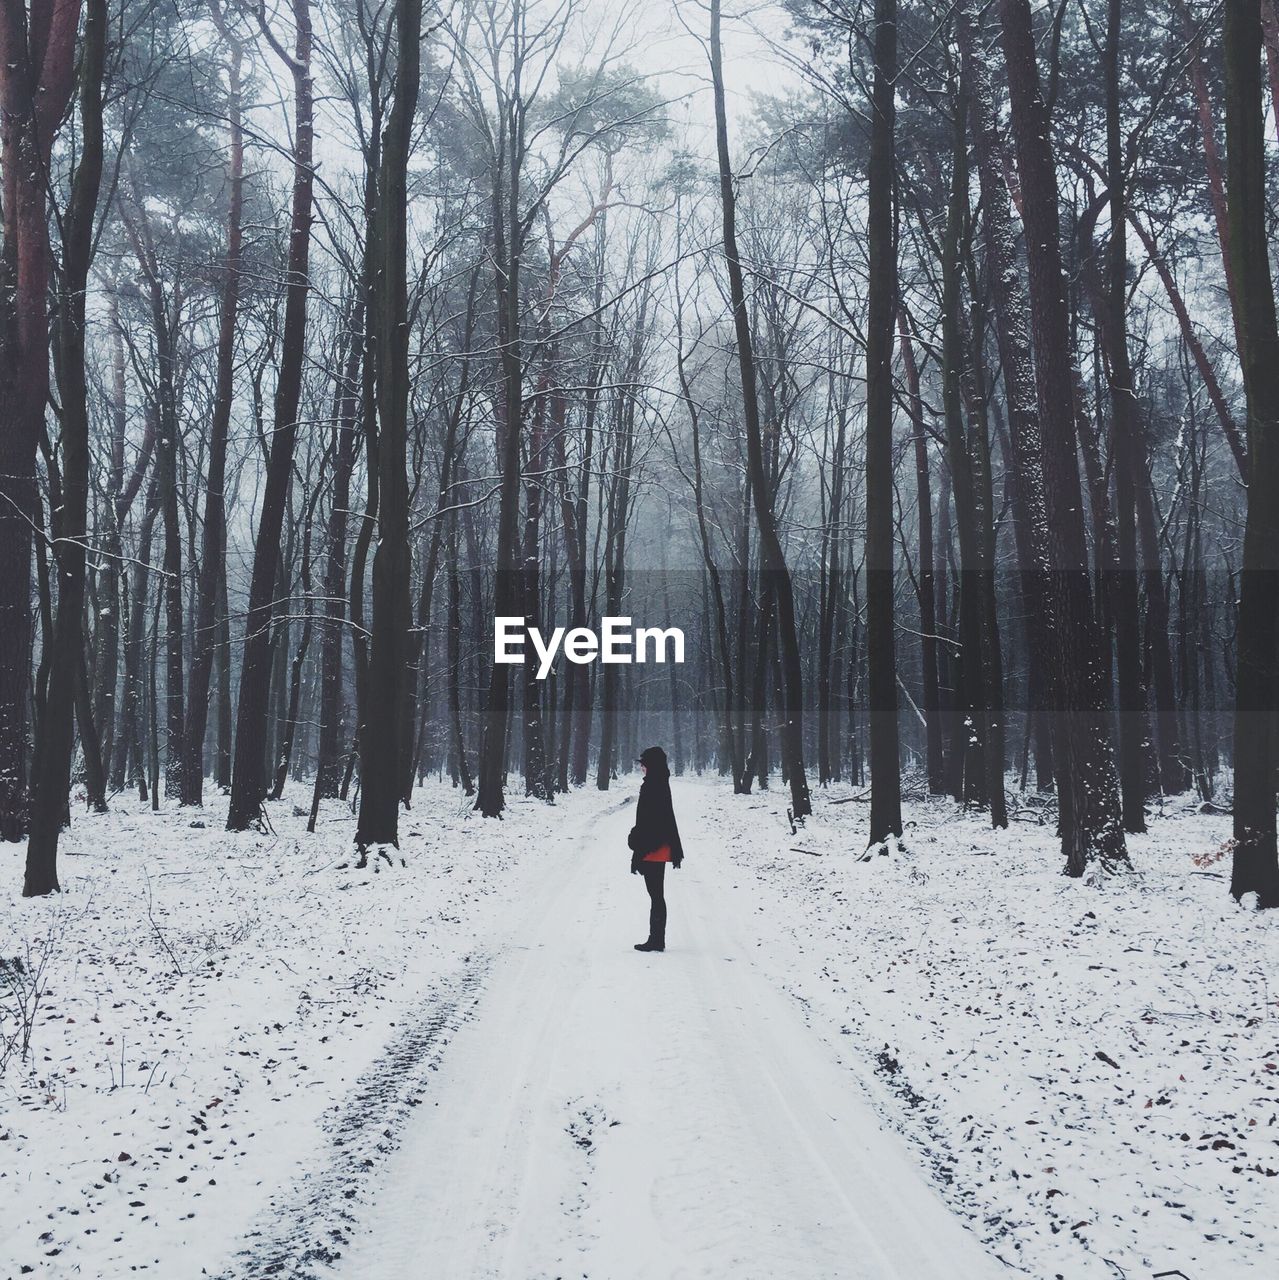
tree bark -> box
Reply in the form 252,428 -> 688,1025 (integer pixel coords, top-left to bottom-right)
313,303 -> 362,802
898,314 -> 943,794
996,0 -> 1127,874
227,0 -> 314,831
0,0 -> 81,842
93,294 -> 133,780
113,485 -> 159,795
446,505 -> 473,794
1224,0 -> 1279,905
1102,0 -> 1149,834
23,0 -> 106,895
709,0 -> 811,820
271,478 -> 322,800
962,272 -> 1009,828
357,0 -> 420,850
183,13 -> 243,805
475,80 -> 525,819
863,0 -> 902,844
940,87 -> 996,815
595,386 -> 636,790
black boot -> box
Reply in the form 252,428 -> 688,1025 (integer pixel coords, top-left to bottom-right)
638,864 -> 667,952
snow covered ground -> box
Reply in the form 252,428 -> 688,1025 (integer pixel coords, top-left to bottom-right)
1,775 -> 1274,1279
0,783 -> 609,1278
693,779 -> 1278,1280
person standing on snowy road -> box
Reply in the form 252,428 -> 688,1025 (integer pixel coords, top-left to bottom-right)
628,746 -> 684,953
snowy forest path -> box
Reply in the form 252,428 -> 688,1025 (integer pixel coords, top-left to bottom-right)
332,785 -> 1005,1280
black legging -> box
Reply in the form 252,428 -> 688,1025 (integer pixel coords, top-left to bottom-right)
640,862 -> 667,945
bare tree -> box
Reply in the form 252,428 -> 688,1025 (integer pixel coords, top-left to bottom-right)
709,0 -> 811,821
997,0 -> 1127,874
0,0 -> 82,842
183,2 -> 246,806
864,0 -> 902,846
1224,0 -> 1279,906
357,0 -> 421,850
24,0 -> 107,896
227,0 -> 315,832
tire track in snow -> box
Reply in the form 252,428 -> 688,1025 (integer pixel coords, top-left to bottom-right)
213,794 -> 631,1280
210,956 -> 490,1279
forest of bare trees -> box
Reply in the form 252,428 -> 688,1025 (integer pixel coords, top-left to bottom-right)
2,0 -> 1277,909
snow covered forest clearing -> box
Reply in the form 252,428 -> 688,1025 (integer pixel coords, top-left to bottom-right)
2,782 -> 1275,1278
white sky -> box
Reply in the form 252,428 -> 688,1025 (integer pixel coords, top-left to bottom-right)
601,0 -> 805,152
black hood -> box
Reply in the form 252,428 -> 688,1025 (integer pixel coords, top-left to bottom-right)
638,745 -> 669,778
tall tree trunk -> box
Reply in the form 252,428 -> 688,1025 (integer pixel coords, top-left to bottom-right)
0,1 -> 80,841
357,0 -> 420,850
94,296 -> 129,779
709,0 -> 811,820
183,15 -> 243,805
271,480 -> 322,800
461,475 -> 487,791
940,89 -> 993,814
152,284 -> 186,802
660,521 -> 685,774
899,314 -> 944,794
745,573 -> 773,788
862,0 -> 902,844
215,564 -> 232,790
23,0 -> 105,895
119,196 -> 190,804
962,293 -> 1008,828
555,380 -> 586,792
562,258 -> 605,791
521,374 -> 550,798
75,646 -> 108,814
227,0 -> 314,831
344,72 -> 384,807
401,271 -> 476,804
996,0 -> 1127,874
1225,0 -> 1279,905
1101,0 -> 1148,834
675,327 -> 740,789
402,523 -> 439,805
817,364 -> 850,787
960,0 -> 1099,868
147,566 -> 161,808
595,394 -> 635,790
521,215 -> 592,801
113,487 -> 159,794
475,101 -> 525,820
1135,472 -> 1189,795
314,303 -> 362,801
447,505 -> 473,794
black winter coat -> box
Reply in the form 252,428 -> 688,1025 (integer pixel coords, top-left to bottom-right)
628,771 -> 684,872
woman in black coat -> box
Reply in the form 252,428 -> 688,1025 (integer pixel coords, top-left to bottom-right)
628,746 -> 684,952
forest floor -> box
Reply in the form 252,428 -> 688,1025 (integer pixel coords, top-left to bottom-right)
0,775 -> 1274,1279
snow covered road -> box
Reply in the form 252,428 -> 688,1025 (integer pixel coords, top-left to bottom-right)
332,795 -> 1004,1280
